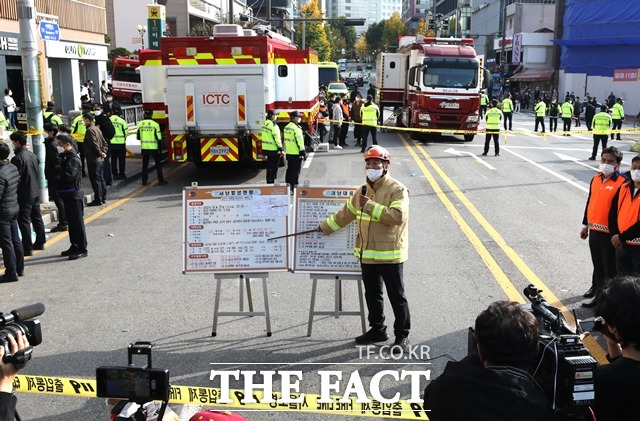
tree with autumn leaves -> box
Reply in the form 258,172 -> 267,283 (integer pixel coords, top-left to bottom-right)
294,0 -> 331,61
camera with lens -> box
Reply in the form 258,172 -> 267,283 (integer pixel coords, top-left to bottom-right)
96,341 -> 170,421
0,303 -> 45,368
522,285 -> 597,416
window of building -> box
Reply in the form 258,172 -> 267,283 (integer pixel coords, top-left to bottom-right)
346,6 -> 350,9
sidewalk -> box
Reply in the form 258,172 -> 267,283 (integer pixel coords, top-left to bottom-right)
1,131 -> 166,228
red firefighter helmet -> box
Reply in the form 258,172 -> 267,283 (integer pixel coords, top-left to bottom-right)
189,410 -> 249,421
364,145 -> 391,163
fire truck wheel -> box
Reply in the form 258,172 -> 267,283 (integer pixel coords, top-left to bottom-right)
132,93 -> 142,104
464,135 -> 475,142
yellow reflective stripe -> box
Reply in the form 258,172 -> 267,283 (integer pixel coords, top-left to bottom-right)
353,248 -> 403,260
372,203 -> 383,221
346,200 -> 358,215
389,200 -> 403,209
326,215 -> 340,232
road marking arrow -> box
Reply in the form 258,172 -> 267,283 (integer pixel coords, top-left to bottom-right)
554,152 -> 599,171
444,147 -> 496,170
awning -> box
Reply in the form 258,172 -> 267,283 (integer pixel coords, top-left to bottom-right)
509,69 -> 554,82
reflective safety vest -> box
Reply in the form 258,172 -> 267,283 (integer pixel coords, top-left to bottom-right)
534,101 -> 546,117
71,115 -> 87,143
616,184 -> 640,246
109,115 -> 129,145
261,119 -> 282,152
485,108 -> 502,131
561,102 -> 574,118
593,112 -> 612,135
136,119 -> 161,150
0,111 -> 7,128
318,106 -> 329,123
612,103 -> 625,120
361,103 -> 379,126
43,111 -> 63,126
501,98 -> 513,112
283,121 -> 304,155
481,94 -> 489,106
587,173 -> 625,233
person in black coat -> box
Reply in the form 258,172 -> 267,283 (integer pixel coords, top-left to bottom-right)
0,142 -> 23,283
9,131 -> 46,256
585,99 -> 596,131
43,123 -> 67,232
93,103 -> 115,186
55,134 -> 88,260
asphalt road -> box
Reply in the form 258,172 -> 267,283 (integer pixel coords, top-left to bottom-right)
3,112 -> 639,420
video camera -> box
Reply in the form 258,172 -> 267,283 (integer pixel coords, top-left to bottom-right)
522,285 -> 597,416
96,341 -> 170,421
0,303 -> 45,368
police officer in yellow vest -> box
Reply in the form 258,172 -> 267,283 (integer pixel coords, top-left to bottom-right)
136,109 -> 167,186
534,98 -> 546,133
43,101 -> 63,126
109,106 -> 129,179
262,109 -> 283,184
483,100 -> 503,157
70,103 -> 93,176
561,97 -> 574,136
590,105 -> 613,161
360,95 -> 380,153
501,94 -> 513,130
283,111 -> 306,193
480,91 -> 489,119
611,98 -> 625,140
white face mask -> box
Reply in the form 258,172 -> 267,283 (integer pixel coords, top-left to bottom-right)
599,163 -> 616,176
632,169 -> 640,182
366,168 -> 384,182
94,111 -> 102,116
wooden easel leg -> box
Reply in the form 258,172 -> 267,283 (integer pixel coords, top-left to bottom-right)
307,278 -> 318,336
262,277 -> 272,336
212,278 -> 222,337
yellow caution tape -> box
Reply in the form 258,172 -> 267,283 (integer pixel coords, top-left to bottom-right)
325,119 -> 640,137
13,374 -> 429,419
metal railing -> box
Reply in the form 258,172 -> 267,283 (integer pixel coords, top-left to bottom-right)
121,105 -> 144,128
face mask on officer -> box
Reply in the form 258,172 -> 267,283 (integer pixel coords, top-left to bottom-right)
105,95 -> 113,102
94,110 -> 102,116
632,169 -> 640,182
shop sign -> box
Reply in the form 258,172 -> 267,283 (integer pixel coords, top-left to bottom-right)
45,41 -> 108,61
0,35 -> 19,53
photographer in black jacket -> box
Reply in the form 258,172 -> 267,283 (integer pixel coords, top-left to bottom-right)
0,332 -> 29,421
424,301 -> 565,421
594,275 -> 640,421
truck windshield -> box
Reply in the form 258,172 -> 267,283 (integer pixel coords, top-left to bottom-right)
422,58 -> 478,89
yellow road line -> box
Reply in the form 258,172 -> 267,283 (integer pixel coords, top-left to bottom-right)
26,163 -> 189,252
402,134 -> 607,363
398,135 -> 523,302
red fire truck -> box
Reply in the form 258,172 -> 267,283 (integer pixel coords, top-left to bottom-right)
376,36 -> 489,141
139,24 -> 319,165
111,57 -> 142,104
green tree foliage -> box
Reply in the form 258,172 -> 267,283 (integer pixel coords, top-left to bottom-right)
326,26 -> 347,61
329,17 -> 357,57
416,17 -> 435,37
188,22 -> 215,36
365,20 -> 386,55
355,36 -> 369,62
294,0 -> 332,61
383,12 -> 408,50
109,47 -> 132,60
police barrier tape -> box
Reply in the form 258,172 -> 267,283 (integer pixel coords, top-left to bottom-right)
325,119 -> 640,139
13,374 -> 428,419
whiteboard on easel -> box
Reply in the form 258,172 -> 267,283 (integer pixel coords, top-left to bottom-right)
182,184 -> 290,274
292,186 -> 361,274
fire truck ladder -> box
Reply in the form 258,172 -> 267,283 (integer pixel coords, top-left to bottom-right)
306,126 -> 322,152
381,107 -> 404,132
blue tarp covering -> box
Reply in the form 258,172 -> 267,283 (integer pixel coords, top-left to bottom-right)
557,0 -> 640,76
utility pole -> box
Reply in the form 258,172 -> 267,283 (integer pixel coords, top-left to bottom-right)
229,0 -> 233,24
17,0 -> 47,201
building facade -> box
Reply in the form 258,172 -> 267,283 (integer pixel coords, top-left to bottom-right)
0,0 -> 109,116
402,0 -> 433,32
327,0 -> 373,33
435,0 -> 471,37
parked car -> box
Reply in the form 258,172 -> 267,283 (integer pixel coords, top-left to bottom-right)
344,77 -> 357,89
366,64 -> 373,69
356,65 -> 363,71
327,82 -> 349,97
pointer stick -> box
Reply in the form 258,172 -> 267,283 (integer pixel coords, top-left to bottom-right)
267,229 -> 318,241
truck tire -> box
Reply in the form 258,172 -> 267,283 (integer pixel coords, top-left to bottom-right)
132,93 -> 142,104
464,134 -> 475,142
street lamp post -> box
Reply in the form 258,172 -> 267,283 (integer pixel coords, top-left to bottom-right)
137,24 -> 147,50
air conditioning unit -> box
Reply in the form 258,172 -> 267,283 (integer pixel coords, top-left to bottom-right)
213,24 -> 244,37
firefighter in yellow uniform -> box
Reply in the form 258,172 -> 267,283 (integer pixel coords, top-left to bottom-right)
611,98 -> 625,140
136,109 -> 167,186
70,103 -> 93,175
501,94 -> 513,130
262,109 -> 283,184
483,100 -> 503,157
480,91 -> 489,119
590,105 -> 613,160
534,98 -> 546,133
283,111 -> 306,193
109,106 -> 129,179
561,97 -> 574,135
